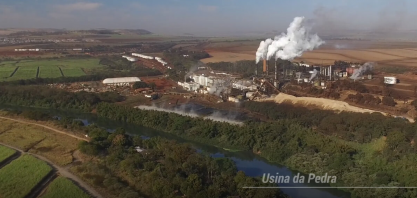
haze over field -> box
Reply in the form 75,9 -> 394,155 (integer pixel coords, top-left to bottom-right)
1,0 -> 417,38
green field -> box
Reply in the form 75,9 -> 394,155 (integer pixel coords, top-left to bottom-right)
62,68 -> 86,77
0,58 -> 101,81
0,67 -> 16,78
0,154 -> 52,198
9,67 -> 37,80
40,177 -> 91,198
39,66 -> 63,78
0,145 -> 16,163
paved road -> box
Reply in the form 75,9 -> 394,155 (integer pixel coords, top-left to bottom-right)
0,117 -> 102,198
0,116 -> 89,142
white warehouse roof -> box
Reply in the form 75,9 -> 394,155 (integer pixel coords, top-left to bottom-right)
103,77 -> 141,84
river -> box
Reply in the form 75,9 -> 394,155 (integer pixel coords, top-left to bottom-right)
0,105 -> 351,198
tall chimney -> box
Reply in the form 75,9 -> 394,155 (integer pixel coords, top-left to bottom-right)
266,60 -> 269,76
329,65 -> 332,80
263,59 -> 267,73
255,63 -> 258,76
275,60 -> 277,80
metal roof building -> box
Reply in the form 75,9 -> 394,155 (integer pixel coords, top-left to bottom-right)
102,77 -> 141,86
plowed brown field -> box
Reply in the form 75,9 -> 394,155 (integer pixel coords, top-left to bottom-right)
200,40 -> 417,67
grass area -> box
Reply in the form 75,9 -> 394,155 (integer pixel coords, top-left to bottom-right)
0,119 -> 79,166
0,145 -> 16,163
39,66 -> 63,78
0,66 -> 16,78
0,154 -> 52,198
40,176 -> 91,198
8,67 -> 37,80
0,58 -> 101,81
62,68 -> 86,77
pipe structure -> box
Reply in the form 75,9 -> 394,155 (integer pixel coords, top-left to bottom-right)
266,60 -> 269,76
329,65 -> 332,80
275,60 -> 277,80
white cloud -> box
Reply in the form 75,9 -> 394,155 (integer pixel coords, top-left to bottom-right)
198,5 -> 217,12
54,2 -> 102,12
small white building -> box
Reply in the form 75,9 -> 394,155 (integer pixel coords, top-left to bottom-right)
131,53 -> 154,60
384,77 -> 397,85
102,77 -> 141,86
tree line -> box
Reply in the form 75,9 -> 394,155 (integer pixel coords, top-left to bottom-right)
0,85 -> 124,111
4,110 -> 289,198
4,84 -> 417,197
95,102 -> 417,198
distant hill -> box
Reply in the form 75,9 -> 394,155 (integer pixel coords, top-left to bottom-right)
116,29 -> 152,35
2,28 -> 152,37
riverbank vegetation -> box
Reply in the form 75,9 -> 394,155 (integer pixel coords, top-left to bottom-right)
4,84 -> 417,197
0,154 -> 52,198
73,125 -> 288,198
0,110 -> 289,198
96,102 -> 417,198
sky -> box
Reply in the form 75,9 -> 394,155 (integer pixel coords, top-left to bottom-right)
0,0 -> 416,36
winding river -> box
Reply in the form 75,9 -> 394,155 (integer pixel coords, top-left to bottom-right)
0,105 -> 351,198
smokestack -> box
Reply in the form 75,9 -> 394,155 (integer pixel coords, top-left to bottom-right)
330,65 -> 332,80
263,59 -> 267,73
267,60 -> 269,76
275,60 -> 277,80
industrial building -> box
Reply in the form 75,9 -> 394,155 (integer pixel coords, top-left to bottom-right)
178,81 -> 200,91
155,57 -> 167,66
131,53 -> 154,59
102,77 -> 141,86
232,80 -> 257,91
122,55 -> 137,62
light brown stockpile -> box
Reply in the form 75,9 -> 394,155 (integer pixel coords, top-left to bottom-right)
261,93 -> 386,114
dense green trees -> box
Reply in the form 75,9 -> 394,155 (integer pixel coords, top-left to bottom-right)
75,125 -> 288,198
95,101 -> 417,198
0,86 -> 124,111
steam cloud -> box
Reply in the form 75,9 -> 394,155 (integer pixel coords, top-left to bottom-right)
255,16 -> 324,63
255,38 -> 273,63
135,104 -> 243,126
207,76 -> 232,97
309,69 -> 318,82
185,63 -> 200,81
350,62 -> 375,80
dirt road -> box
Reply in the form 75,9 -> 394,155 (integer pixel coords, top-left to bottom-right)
0,142 -> 103,198
0,116 -> 102,198
0,116 -> 89,142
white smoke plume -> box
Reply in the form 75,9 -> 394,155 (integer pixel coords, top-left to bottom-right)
309,69 -> 318,81
255,38 -> 273,63
257,17 -> 324,61
184,63 -> 202,81
207,76 -> 232,97
350,62 -> 375,80
135,105 -> 243,125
